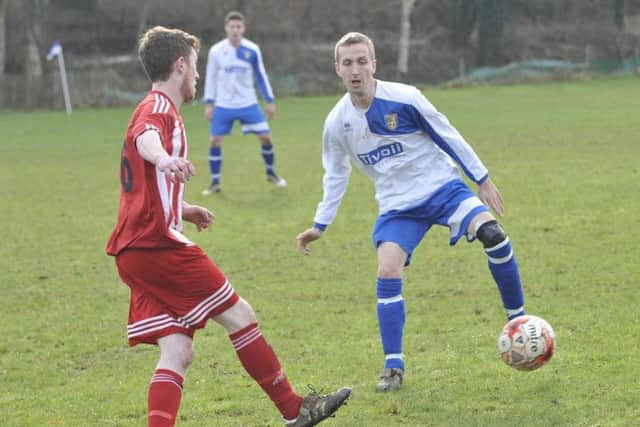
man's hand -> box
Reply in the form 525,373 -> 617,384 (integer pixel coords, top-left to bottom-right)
204,105 -> 214,122
183,204 -> 214,231
157,156 -> 196,183
478,178 -> 504,217
264,103 -> 275,120
296,227 -> 323,255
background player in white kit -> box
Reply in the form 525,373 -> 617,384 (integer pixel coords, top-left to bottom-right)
202,11 -> 287,194
296,32 -> 527,392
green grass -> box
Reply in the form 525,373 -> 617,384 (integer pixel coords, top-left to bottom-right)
1,76 -> 639,426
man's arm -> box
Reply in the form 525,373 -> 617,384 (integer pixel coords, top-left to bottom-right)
412,87 -> 488,185
203,46 -> 217,121
296,118 -> 351,255
252,45 -> 275,104
313,119 -> 352,228
412,88 -> 506,215
136,131 -> 195,183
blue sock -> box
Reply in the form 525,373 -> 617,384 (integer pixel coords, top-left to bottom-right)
208,146 -> 221,184
485,237 -> 525,320
261,143 -> 275,176
376,277 -> 405,371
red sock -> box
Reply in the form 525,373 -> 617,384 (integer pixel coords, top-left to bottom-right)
147,369 -> 183,427
229,323 -> 303,420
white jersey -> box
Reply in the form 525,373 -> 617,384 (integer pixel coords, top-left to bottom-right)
203,38 -> 274,109
314,80 -> 489,227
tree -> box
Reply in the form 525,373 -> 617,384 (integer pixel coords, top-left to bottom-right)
23,0 -> 48,78
477,0 -> 505,65
450,0 -> 477,46
396,0 -> 415,80
136,0 -> 152,38
614,0 -> 625,31
0,0 -> 6,75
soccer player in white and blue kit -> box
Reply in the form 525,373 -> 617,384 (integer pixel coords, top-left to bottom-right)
297,33 -> 527,392
202,11 -> 286,195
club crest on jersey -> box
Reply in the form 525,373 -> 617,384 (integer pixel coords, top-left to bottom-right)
357,142 -> 404,165
384,113 -> 398,131
244,50 -> 251,59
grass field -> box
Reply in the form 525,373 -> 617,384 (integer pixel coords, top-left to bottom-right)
1,76 -> 639,426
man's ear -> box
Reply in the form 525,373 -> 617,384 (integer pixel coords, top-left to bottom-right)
175,56 -> 186,74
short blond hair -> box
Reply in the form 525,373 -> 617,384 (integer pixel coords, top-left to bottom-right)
138,26 -> 200,82
334,32 -> 375,63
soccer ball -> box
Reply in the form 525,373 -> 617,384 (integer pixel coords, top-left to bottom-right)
497,315 -> 555,371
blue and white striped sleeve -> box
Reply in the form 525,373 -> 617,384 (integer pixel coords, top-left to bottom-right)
203,46 -> 217,104
412,88 -> 488,184
313,117 -> 352,229
252,45 -> 275,104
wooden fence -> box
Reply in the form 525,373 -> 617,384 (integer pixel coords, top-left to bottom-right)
0,67 -> 146,111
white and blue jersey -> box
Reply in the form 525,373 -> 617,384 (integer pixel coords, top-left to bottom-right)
203,38 -> 274,109
314,80 -> 489,235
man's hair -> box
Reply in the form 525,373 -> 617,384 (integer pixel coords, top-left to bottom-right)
225,11 -> 245,23
334,32 -> 376,63
137,26 -> 200,82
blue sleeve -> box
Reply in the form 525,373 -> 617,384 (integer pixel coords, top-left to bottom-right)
252,46 -> 275,103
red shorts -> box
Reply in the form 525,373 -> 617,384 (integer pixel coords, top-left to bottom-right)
115,245 -> 240,346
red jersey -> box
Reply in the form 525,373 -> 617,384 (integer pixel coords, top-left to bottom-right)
106,91 -> 192,256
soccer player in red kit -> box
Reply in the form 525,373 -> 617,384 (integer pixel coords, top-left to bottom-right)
106,26 -> 350,427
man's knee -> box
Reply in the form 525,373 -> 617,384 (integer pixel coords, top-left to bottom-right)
476,220 -> 508,248
159,336 -> 194,369
232,298 -> 257,325
180,345 -> 194,368
210,136 -> 223,147
213,298 -> 257,333
258,134 -> 272,145
377,242 -> 406,278
378,264 -> 403,278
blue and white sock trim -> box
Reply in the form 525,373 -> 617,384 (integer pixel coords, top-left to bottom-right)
485,237 -> 513,264
377,294 -> 404,305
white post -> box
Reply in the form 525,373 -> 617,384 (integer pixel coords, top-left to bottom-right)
459,58 -> 466,80
57,50 -> 72,115
585,45 -> 591,68
46,40 -> 72,115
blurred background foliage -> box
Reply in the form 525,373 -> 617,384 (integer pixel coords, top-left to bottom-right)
1,0 -> 639,108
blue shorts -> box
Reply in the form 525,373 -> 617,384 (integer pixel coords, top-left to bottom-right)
372,179 -> 488,266
210,104 -> 270,136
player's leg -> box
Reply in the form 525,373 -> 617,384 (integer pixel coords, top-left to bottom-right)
469,212 -> 526,320
203,135 -> 224,194
434,179 -> 526,320
147,333 -> 193,427
213,298 -> 351,425
115,247 -> 238,426
371,210 -> 428,391
375,242 -> 408,391
238,104 -> 287,187
212,299 -> 302,420
120,246 -> 350,425
204,107 -> 234,195
257,133 -> 287,188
